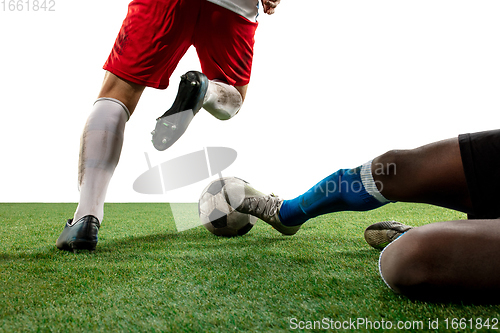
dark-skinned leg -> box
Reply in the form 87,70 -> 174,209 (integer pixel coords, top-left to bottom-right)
363,137 -> 474,249
372,137 -> 473,214
380,219 -> 500,302
275,137 -> 471,228
237,135 -> 474,235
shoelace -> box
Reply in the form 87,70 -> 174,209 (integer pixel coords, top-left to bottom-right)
244,194 -> 280,219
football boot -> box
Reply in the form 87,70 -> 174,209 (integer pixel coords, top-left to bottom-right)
364,221 -> 413,250
152,71 -> 209,151
56,215 -> 100,252
224,180 -> 301,236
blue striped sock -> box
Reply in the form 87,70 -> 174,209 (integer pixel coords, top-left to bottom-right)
278,161 -> 391,226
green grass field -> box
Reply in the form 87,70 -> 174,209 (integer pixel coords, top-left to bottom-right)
1,202 -> 500,332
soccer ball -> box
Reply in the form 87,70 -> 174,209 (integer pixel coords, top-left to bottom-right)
198,177 -> 257,237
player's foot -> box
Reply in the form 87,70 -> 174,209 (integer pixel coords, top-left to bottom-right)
152,71 -> 209,151
224,180 -> 301,236
56,215 -> 100,252
364,221 -> 413,250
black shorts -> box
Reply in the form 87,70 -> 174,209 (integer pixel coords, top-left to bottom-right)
459,129 -> 500,219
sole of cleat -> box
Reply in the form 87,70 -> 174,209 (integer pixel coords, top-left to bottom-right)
152,71 -> 208,151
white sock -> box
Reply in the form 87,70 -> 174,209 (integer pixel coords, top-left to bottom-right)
73,98 -> 129,223
202,80 -> 242,120
361,159 -> 390,204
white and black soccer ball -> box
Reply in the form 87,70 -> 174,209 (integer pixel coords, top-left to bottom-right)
198,177 -> 257,237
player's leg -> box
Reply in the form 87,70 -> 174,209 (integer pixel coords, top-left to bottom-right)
74,0 -> 195,220
228,160 -> 392,235
229,134 -> 473,235
281,137 -> 472,225
196,3 -> 256,119
151,74 -> 247,150
372,137 -> 472,213
74,73 -> 145,223
359,138 -> 471,249
97,71 -> 145,115
365,129 -> 500,249
57,0 -> 192,251
152,2 -> 257,151
56,73 -> 144,252
379,219 -> 500,302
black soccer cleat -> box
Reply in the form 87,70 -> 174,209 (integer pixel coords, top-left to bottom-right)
152,71 -> 209,151
56,215 -> 100,252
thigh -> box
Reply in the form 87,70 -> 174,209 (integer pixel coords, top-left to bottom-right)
380,219 -> 500,302
194,1 -> 258,87
103,0 -> 199,90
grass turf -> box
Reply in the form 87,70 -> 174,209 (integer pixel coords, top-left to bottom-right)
1,202 -> 500,332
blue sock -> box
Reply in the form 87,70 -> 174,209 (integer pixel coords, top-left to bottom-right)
278,161 -> 391,226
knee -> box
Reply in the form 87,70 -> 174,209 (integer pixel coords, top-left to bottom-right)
372,149 -> 410,200
379,229 -> 432,296
372,150 -> 403,180
204,81 -> 243,120
98,71 -> 145,114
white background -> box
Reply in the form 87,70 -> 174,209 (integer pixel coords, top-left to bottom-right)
1,0 -> 499,203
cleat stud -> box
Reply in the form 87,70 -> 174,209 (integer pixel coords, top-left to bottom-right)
191,81 -> 197,86
172,125 -> 177,130
162,138 -> 167,144
151,130 -> 155,135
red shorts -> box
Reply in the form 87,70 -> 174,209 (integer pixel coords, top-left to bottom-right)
103,0 -> 258,89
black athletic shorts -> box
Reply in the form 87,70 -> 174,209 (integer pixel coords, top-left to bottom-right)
459,129 -> 500,219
